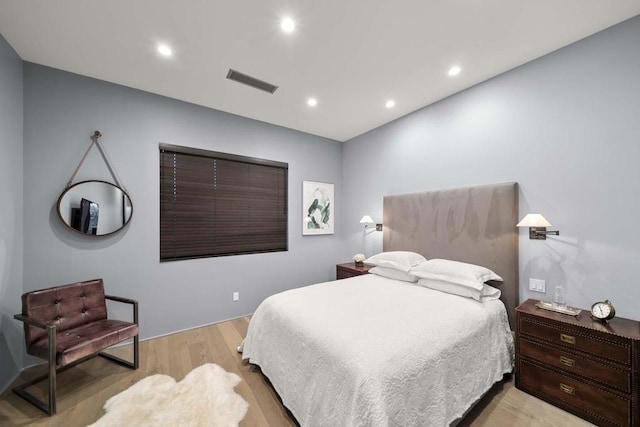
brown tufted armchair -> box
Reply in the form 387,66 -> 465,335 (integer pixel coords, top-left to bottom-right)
13,279 -> 139,416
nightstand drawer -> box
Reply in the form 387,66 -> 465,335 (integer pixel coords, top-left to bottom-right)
519,316 -> 631,365
519,359 -> 631,427
336,263 -> 372,280
519,338 -> 630,393
337,269 -> 360,279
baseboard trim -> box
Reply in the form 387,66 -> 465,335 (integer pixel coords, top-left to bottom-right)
141,313 -> 254,342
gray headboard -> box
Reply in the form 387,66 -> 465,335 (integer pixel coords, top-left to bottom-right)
383,182 -> 519,329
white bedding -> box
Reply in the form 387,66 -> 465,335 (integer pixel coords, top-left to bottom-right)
242,274 -> 514,427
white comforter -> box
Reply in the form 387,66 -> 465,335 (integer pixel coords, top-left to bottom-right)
242,274 -> 514,427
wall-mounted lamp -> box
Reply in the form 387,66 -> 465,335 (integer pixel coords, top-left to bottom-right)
360,215 -> 383,232
517,214 -> 559,240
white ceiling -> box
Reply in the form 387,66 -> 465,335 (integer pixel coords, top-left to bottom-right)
1,1 -> 639,142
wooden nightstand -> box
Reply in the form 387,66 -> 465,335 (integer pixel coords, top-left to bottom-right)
336,263 -> 373,280
516,299 -> 640,427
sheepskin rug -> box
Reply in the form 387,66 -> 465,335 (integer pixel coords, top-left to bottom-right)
90,363 -> 248,426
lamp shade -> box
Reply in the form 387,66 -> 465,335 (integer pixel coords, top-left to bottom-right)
359,215 -> 375,224
517,214 -> 552,227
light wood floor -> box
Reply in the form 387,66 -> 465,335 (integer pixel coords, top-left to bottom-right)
0,317 -> 592,426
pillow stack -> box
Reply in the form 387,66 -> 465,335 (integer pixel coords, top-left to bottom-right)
362,252 -> 503,301
364,251 -> 425,282
411,259 -> 502,301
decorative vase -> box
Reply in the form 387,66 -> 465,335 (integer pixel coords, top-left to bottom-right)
355,261 -> 364,267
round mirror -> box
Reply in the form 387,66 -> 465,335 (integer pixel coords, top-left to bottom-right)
57,180 -> 133,237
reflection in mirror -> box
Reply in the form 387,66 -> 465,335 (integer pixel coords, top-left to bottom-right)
57,180 -> 133,237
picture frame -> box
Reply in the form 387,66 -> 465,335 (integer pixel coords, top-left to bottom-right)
302,181 -> 334,235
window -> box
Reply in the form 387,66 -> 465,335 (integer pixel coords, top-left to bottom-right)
160,144 -> 288,261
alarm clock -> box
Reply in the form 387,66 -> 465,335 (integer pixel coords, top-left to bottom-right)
590,300 -> 616,322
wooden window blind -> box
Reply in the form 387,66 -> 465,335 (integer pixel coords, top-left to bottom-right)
160,144 -> 288,261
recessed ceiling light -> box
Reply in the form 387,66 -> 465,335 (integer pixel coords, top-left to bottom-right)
281,17 -> 295,33
385,100 -> 396,108
448,66 -> 461,76
157,44 -> 172,57
307,98 -> 317,107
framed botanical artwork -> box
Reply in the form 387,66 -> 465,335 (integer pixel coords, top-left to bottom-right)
302,181 -> 334,235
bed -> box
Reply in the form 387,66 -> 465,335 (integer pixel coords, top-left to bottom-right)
242,182 -> 519,426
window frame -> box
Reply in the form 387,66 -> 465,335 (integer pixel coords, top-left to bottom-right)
159,143 -> 288,262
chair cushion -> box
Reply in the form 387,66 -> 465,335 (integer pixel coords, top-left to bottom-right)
29,319 -> 138,366
22,279 -> 108,346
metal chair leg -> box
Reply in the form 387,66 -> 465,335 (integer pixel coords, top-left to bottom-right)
48,324 -> 57,415
13,324 -> 57,416
133,335 -> 139,369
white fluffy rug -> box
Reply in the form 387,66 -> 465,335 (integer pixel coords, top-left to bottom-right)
89,363 -> 249,427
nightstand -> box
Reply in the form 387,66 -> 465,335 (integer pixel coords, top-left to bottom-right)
336,263 -> 373,280
516,299 -> 640,427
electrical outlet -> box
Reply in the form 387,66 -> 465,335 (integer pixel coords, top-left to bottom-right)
529,278 -> 546,293
232,292 -> 239,302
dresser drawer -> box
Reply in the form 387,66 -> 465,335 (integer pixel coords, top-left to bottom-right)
519,338 -> 630,393
519,316 -> 631,365
519,359 -> 631,427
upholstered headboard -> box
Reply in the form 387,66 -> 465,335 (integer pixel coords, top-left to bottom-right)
383,182 -> 519,329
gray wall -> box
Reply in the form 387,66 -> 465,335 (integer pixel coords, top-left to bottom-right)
343,15 -> 640,320
22,63 -> 344,341
0,33 -> 24,392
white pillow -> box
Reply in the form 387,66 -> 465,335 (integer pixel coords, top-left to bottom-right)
417,278 -> 502,301
410,258 -> 503,291
369,266 -> 418,283
364,251 -> 427,273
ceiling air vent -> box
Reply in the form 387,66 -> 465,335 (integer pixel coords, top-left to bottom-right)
226,69 -> 279,94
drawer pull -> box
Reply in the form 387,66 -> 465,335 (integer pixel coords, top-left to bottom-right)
560,333 -> 576,344
560,383 -> 575,395
559,356 -> 575,367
